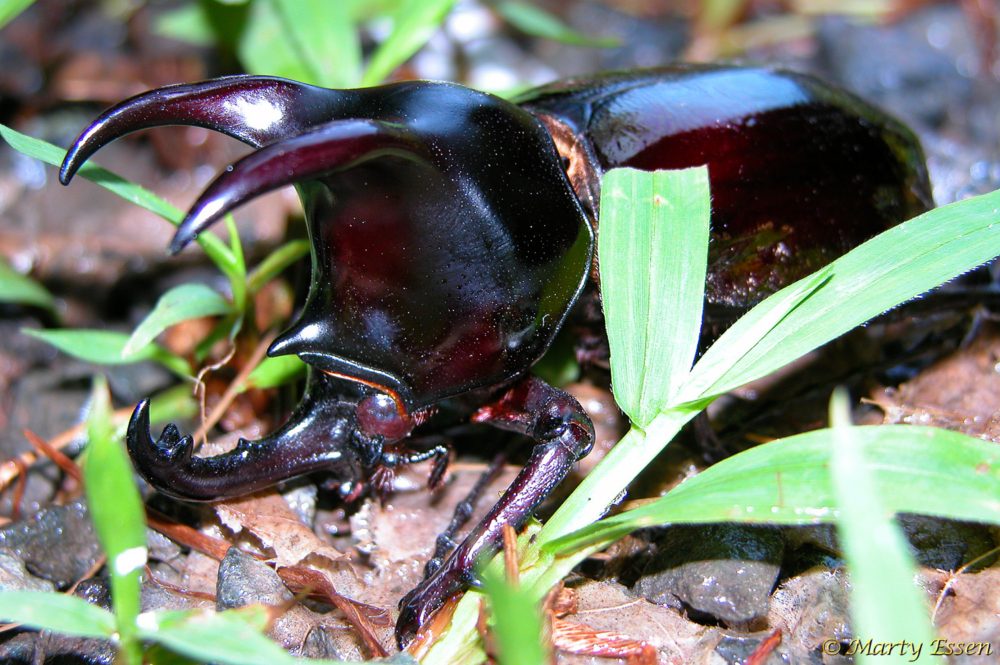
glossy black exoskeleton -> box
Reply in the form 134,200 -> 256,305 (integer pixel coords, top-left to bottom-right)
58,64 -> 932,646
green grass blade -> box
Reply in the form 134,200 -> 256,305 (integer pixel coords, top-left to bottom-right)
124,284 -> 231,358
829,390 -> 935,658
271,0 -> 362,88
0,0 -> 32,30
685,189 -> 1000,400
544,424 -> 1000,555
237,0 -> 314,84
496,1 -> 618,47
539,407 -> 700,546
0,124 -> 240,281
482,569 -> 548,665
84,377 -> 146,665
248,239 -> 310,294
599,167 -> 710,426
0,590 -> 116,638
153,3 -> 215,46
139,607 -> 279,665
148,384 -> 198,420
137,607 -> 359,665
362,0 -> 455,86
676,268 -> 830,404
0,257 -> 55,311
239,354 -> 307,392
23,328 -> 191,378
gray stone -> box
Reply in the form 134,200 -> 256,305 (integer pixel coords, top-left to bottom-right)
0,499 -> 101,588
633,524 -> 784,627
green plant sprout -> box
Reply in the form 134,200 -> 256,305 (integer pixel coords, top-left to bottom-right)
0,378 -> 363,665
418,167 -> 1000,664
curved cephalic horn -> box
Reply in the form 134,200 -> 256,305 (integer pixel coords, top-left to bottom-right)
126,373 -> 363,501
59,75 -> 347,185
168,118 -> 433,253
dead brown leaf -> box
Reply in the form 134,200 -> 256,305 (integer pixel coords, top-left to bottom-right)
277,565 -> 390,658
552,617 -> 658,665
215,492 -> 348,568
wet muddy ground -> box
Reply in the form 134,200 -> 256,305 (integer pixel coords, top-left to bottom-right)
2,1 -> 1000,663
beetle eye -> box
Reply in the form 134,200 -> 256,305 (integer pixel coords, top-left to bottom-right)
560,155 -> 571,170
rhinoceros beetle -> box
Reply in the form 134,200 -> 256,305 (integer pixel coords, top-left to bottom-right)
58,64 -> 931,646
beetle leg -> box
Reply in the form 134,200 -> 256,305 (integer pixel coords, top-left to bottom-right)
161,118 -> 433,253
423,447 -> 510,579
59,75 -> 347,183
369,439 -> 451,499
395,375 -> 595,647
126,372 -> 363,502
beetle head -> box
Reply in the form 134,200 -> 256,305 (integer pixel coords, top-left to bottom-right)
61,77 -> 593,411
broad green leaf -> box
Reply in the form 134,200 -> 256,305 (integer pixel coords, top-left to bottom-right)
362,0 -> 455,86
543,424 -> 1000,554
124,284 -> 231,358
0,124 -> 241,283
0,590 -> 115,638
271,0 -> 362,88
482,569 -> 548,665
684,188 -> 1000,400
0,0 -> 33,30
240,354 -> 306,392
0,257 -> 54,311
23,328 -> 191,377
599,167 -> 710,427
497,1 -> 618,47
828,390 -> 935,657
84,377 -> 146,665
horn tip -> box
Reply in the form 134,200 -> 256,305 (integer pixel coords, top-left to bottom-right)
167,232 -> 192,255
58,151 -> 79,186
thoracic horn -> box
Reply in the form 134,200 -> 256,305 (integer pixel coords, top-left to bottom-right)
168,118 -> 432,253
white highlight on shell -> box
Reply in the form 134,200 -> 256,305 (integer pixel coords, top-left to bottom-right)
224,97 -> 283,132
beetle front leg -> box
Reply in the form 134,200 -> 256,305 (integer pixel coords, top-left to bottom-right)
395,375 -> 595,647
127,372 -> 364,501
